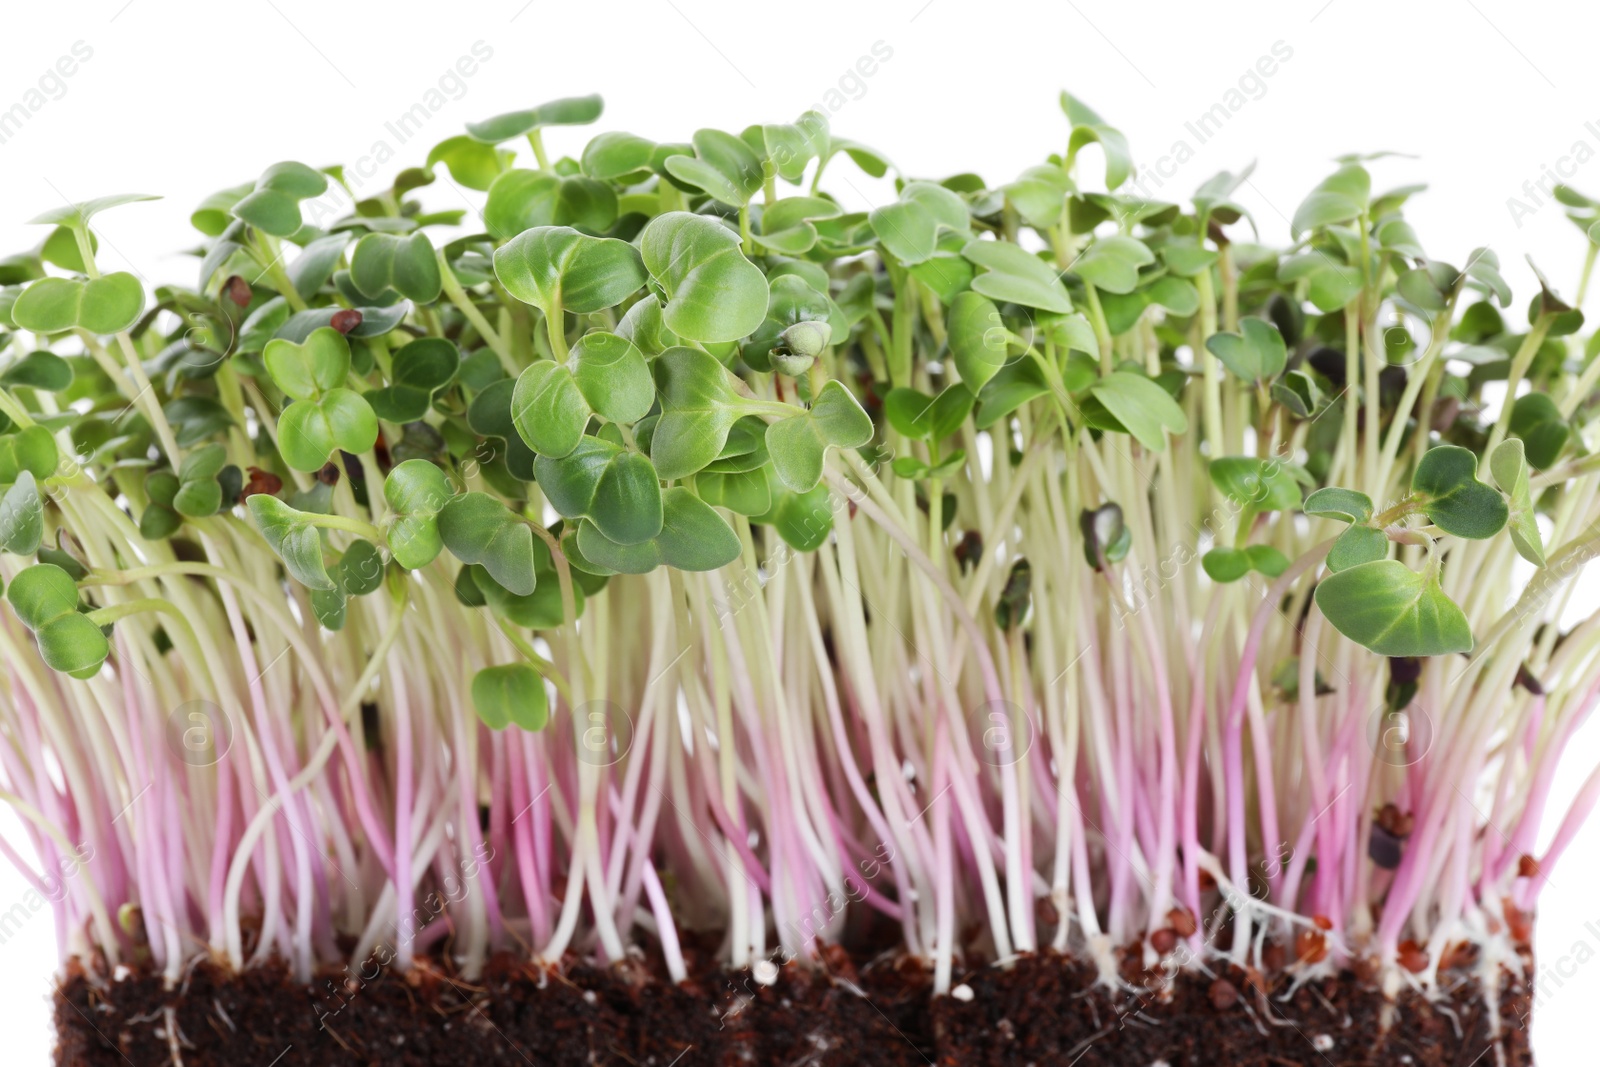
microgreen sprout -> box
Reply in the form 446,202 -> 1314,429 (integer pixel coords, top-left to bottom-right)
1,93 -> 1598,1030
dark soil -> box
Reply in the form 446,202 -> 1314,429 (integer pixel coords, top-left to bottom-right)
54,947 -> 1532,1066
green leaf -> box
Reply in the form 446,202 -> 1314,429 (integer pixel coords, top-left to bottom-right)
650,346 -> 742,479
581,131 -> 657,181
884,384 -> 973,442
1204,318 -> 1287,382
350,231 -> 442,304
1070,236 -> 1154,296
1202,547 -> 1251,583
1327,524 -> 1388,572
869,182 -> 970,265
29,193 -> 160,229
663,128 -> 764,208
535,435 -> 663,545
468,378 -> 538,481
510,359 -> 587,458
574,486 -> 739,574
365,337 -> 458,423
1087,370 -> 1187,450
1490,438 -> 1545,567
337,539 -> 386,596
1060,92 -> 1132,190
1411,445 -> 1508,540
173,443 -> 227,518
437,492 -> 536,596
1203,544 -> 1291,583
471,663 -> 550,732
309,585 -> 347,630
384,460 -> 453,570
961,239 -> 1074,312
1005,163 -> 1072,229
762,111 -> 829,182
753,196 -> 840,256
465,94 -> 604,144
1290,164 -> 1369,238
1,351 -> 73,391
1209,457 -> 1302,512
947,290 -> 1009,389
0,426 -> 59,482
164,396 -> 235,446
765,381 -> 873,492
192,184 -> 251,237
1304,486 -> 1373,524
1509,392 -> 1570,469
616,293 -> 680,354
1273,369 -> 1325,418
275,303 -> 410,343
974,359 -> 1050,428
638,212 -> 767,342
482,171 -> 619,240
248,494 -> 334,590
473,560 -> 584,631
494,225 -> 646,317
1247,544 -> 1290,577
264,326 -> 350,401
0,471 -> 43,554
277,390 -> 379,472
285,232 -> 349,300
810,380 -> 873,446
13,273 -> 145,335
426,135 -> 510,191
232,162 -> 329,237
508,333 -> 653,455
1315,559 -> 1472,657
756,482 -> 835,551
7,564 -> 107,679
696,465 -> 774,516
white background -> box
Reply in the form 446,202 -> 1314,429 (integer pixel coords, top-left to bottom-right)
1,0 -> 1599,1061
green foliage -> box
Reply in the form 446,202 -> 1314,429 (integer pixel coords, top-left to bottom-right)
13,273 -> 144,334
535,435 -> 663,545
350,232 -> 442,304
639,212 -> 767,342
1205,318 -> 1287,383
1203,544 -> 1288,583
511,332 -> 651,457
1411,445 -> 1508,540
765,381 -> 873,492
964,239 -> 1075,311
1315,560 -> 1472,657
575,487 -> 738,574
1209,457 -> 1302,513
650,346 -> 743,479
1491,439 -> 1545,567
494,225 -> 646,318
1,88 -> 1593,702
250,494 -> 334,590
0,471 -> 42,554
232,162 -> 328,237
870,182 -> 969,265
7,564 -> 108,679
437,493 -> 536,597
1304,487 -> 1373,524
384,460 -> 452,569
1087,370 -> 1187,450
365,338 -> 458,422
465,95 -> 603,144
948,291 -> 1008,389
471,663 -> 550,731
